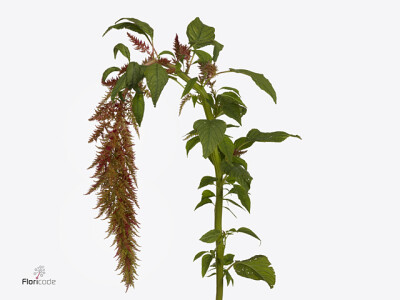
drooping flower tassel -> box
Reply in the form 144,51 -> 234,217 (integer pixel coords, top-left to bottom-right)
87,90 -> 140,291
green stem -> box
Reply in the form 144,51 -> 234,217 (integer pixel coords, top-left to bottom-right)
173,66 -> 225,300
213,151 -> 224,300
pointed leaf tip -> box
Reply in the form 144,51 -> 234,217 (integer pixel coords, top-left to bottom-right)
229,68 -> 277,103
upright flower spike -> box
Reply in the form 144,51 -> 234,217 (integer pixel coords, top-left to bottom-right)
87,90 -> 140,291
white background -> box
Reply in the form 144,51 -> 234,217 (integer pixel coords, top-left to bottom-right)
1,0 -> 399,299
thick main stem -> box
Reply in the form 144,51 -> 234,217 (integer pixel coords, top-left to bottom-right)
174,68 -> 224,300
213,152 -> 224,300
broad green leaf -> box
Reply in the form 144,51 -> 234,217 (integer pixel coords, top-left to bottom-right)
186,17 -> 215,49
229,185 -> 251,213
114,17 -> 154,39
103,22 -> 146,37
131,92 -> 145,126
159,50 -> 175,57
193,251 -> 207,261
229,68 -> 277,103
234,137 -> 250,150
194,198 -> 213,210
200,229 -> 222,243
194,49 -> 212,63
232,156 -> 247,170
247,129 -> 301,143
202,254 -> 213,277
235,129 -> 301,150
182,77 -> 197,98
193,119 -> 226,158
225,176 -> 236,184
219,91 -> 246,107
223,254 -> 235,265
233,255 -> 275,288
222,161 -> 252,191
113,43 -> 130,61
220,86 -> 240,96
198,176 -> 216,189
111,73 -> 126,101
224,269 -> 234,286
218,95 -> 245,125
102,67 -> 120,82
202,190 -> 215,199
237,227 -> 261,243
227,124 -> 240,128
126,62 -> 144,90
218,136 -> 234,162
212,41 -> 224,61
186,136 -> 200,156
144,63 -> 168,106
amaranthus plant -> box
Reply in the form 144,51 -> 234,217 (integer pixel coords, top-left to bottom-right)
87,17 -> 300,299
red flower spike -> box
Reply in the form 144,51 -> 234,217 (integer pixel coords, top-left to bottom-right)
87,94 -> 140,291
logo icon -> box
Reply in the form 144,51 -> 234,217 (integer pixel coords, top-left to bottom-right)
22,265 -> 56,286
33,265 -> 45,279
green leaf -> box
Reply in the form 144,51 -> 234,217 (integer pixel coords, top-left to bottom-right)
111,73 -> 126,101
126,62 -> 144,90
192,95 -> 198,107
232,156 -> 247,170
131,92 -> 145,126
114,17 -> 154,39
220,86 -> 240,96
224,206 -> 237,218
186,136 -> 200,156
234,137 -> 250,150
102,67 -> 120,82
224,198 -> 245,210
225,176 -> 236,184
237,227 -> 261,243
224,269 -> 234,286
233,255 -> 275,288
103,22 -> 146,38
212,41 -> 224,62
194,198 -> 213,210
193,119 -> 227,158
202,254 -> 213,277
223,254 -> 235,265
218,136 -> 234,162
186,17 -> 215,49
144,63 -> 168,106
198,176 -> 216,189
194,49 -> 212,63
229,68 -> 277,103
200,229 -> 222,243
202,190 -> 215,199
159,50 -> 175,57
182,77 -> 197,98
222,161 -> 252,191
193,251 -> 207,261
113,43 -> 130,61
235,129 -> 301,151
229,185 -> 251,213
218,95 -> 246,125
247,129 -> 302,143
